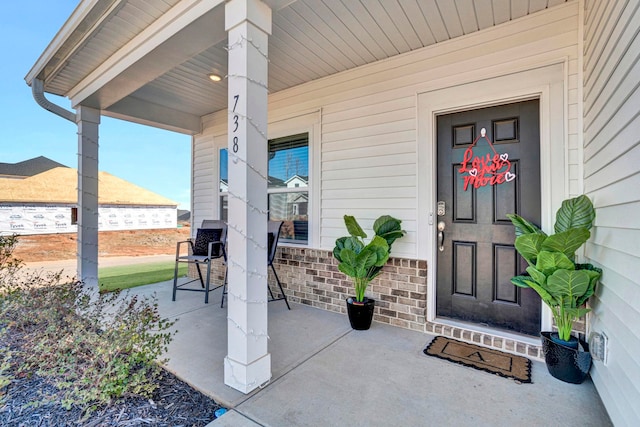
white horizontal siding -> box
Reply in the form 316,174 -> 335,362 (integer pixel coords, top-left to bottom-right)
591,228 -> 640,258
590,268 -> 640,424
584,113 -> 640,183
322,165 -> 416,181
323,130 -> 415,153
595,201 -> 640,229
322,141 -> 416,162
322,175 -> 417,190
322,187 -> 416,200
315,4 -> 580,257
322,152 -> 416,172
321,98 -> 415,124
585,144 -> 640,194
195,3 -> 581,260
583,0 -> 640,424
191,133 -> 217,235
321,89 -> 417,257
588,170 -> 640,207
322,197 -> 415,210
322,119 -> 415,144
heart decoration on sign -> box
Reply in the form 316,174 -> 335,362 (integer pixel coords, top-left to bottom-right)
458,128 -> 517,191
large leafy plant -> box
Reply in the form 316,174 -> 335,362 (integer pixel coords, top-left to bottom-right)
333,215 -> 405,302
508,195 -> 602,342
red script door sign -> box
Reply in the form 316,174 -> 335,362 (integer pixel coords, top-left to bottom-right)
458,128 -> 516,191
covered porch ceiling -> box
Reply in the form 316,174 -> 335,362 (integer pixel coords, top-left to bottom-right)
26,0 -> 569,134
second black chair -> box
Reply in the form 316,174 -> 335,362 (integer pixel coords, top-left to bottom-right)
267,220 -> 290,310
221,220 -> 290,309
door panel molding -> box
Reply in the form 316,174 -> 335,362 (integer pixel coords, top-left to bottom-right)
493,243 -> 519,305
435,100 -> 541,334
452,241 -> 476,297
417,61 -> 568,333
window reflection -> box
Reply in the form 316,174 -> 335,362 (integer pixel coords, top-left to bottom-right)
268,192 -> 308,242
219,133 -> 309,244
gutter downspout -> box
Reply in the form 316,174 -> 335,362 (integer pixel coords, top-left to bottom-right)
31,78 -> 100,287
31,78 -> 76,123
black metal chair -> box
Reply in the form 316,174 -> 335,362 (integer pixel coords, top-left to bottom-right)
221,220 -> 290,309
172,220 -> 227,304
267,220 -> 290,310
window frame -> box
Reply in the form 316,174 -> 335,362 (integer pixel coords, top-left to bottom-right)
218,130 -> 312,246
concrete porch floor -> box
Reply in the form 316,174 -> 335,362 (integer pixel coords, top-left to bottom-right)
131,278 -> 611,427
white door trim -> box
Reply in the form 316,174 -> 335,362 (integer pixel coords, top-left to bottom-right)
417,61 -> 568,334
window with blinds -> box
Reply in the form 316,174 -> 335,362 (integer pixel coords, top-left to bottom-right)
219,133 -> 309,244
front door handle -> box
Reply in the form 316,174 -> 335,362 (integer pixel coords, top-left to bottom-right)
437,221 -> 446,252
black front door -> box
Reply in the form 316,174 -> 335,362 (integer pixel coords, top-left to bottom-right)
435,100 -> 541,336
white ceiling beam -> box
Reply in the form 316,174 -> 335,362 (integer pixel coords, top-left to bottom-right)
69,0 -> 226,109
104,96 -> 201,134
264,0 -> 298,11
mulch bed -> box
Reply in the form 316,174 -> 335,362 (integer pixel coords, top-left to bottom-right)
0,369 -> 223,427
3,230 -> 226,426
0,327 -> 224,427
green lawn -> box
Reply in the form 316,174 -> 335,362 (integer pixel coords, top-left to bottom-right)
99,261 -> 187,292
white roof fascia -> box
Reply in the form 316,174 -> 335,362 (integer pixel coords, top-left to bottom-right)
25,0 -> 111,85
67,0 -> 225,109
41,0 -> 129,89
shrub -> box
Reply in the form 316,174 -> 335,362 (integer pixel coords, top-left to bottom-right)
0,234 -> 176,416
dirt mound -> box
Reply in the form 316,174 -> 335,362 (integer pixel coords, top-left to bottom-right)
12,227 -> 191,262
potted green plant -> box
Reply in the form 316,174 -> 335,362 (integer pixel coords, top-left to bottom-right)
508,195 -> 601,383
333,215 -> 405,330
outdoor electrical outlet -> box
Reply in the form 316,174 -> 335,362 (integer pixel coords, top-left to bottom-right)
589,331 -> 608,365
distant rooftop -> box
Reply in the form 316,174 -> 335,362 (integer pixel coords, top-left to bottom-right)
0,157 -> 177,206
0,167 -> 177,206
0,156 -> 68,178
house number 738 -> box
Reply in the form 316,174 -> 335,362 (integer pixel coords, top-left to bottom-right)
232,94 -> 239,153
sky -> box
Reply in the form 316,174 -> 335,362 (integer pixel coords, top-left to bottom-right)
0,1 -> 191,209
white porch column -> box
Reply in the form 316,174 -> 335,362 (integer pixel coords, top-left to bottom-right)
224,0 -> 272,394
75,105 -> 100,287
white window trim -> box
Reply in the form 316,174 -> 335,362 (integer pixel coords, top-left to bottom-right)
216,111 -> 320,247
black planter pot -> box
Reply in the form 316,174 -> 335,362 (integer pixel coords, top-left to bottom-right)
541,331 -> 592,384
346,298 -> 375,330
549,332 -> 579,349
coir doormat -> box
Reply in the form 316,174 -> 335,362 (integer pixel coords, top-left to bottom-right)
423,336 -> 531,383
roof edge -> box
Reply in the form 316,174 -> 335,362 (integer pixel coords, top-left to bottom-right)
24,0 -> 118,89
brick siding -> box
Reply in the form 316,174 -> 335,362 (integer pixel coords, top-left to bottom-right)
273,247 -> 427,331
272,246 -> 544,360
188,245 -> 546,360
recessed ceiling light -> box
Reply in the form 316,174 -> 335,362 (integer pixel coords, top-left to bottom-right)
208,73 -> 222,82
